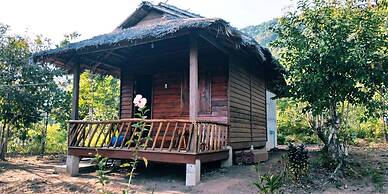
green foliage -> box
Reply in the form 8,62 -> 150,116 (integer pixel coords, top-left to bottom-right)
94,153 -> 113,194
272,0 -> 387,116
242,19 -> 278,47
272,0 -> 387,162
253,164 -> 283,194
370,168 -> 384,192
78,70 -> 120,120
0,23 -> 69,159
8,123 -> 67,154
285,144 -> 309,182
277,98 -> 320,144
56,32 -> 81,48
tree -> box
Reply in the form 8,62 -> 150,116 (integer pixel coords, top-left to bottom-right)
272,0 -> 387,164
0,24 -> 67,159
78,70 -> 120,121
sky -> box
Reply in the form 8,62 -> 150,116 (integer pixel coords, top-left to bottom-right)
0,0 -> 293,44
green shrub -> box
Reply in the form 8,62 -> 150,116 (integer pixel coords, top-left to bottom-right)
277,133 -> 286,145
285,144 -> 309,182
8,123 -> 67,155
253,164 -> 283,194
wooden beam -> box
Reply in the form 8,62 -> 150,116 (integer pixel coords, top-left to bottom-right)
189,34 -> 199,120
71,62 -> 80,120
80,56 -> 120,72
67,147 -> 229,164
198,31 -> 230,54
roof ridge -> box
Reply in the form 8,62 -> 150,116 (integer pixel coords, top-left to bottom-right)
157,2 -> 203,18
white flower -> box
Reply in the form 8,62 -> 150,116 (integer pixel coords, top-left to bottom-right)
133,94 -> 143,106
138,98 -> 147,109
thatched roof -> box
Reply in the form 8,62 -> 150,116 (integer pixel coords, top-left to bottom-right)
32,1 -> 285,93
116,1 -> 203,30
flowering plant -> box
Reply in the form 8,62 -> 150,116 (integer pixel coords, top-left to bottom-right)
121,94 -> 152,193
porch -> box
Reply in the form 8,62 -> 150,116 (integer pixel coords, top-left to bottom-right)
67,119 -> 229,164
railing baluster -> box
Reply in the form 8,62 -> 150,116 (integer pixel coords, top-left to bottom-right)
160,122 -> 170,150
197,123 -> 203,152
93,124 -> 106,147
69,123 -> 81,146
205,124 -> 211,151
113,122 -> 125,148
68,123 -> 78,146
186,122 -> 194,152
143,122 -> 153,150
120,122 -> 132,149
151,122 -> 163,150
168,122 -> 179,151
86,123 -> 99,147
217,125 -> 220,150
107,123 -> 117,148
177,123 -> 187,152
75,123 -> 87,147
210,124 -> 215,150
128,125 -> 139,149
101,123 -> 114,148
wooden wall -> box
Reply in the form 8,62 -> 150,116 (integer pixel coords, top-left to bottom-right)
228,55 -> 267,150
119,56 -> 228,123
120,69 -> 134,119
152,72 -> 185,119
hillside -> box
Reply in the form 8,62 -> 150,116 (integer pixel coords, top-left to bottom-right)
241,19 -> 278,48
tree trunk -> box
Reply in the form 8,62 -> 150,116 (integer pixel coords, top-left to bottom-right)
0,123 -> 5,160
40,112 -> 49,156
0,122 -> 10,161
326,107 -> 348,163
382,88 -> 387,143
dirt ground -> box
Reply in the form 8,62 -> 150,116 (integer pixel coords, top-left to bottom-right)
0,145 -> 387,194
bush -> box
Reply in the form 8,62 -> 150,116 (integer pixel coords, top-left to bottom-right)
253,164 -> 283,194
285,144 -> 309,182
8,123 -> 67,155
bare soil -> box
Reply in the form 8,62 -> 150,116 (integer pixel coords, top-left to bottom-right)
0,145 -> 387,194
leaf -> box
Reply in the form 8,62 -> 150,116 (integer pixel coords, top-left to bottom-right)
142,157 -> 148,167
120,163 -> 131,168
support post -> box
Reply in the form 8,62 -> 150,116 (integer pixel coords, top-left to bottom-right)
67,62 -> 80,176
71,62 -> 80,120
220,146 -> 233,167
189,34 -> 198,121
186,159 -> 201,186
66,155 -> 80,176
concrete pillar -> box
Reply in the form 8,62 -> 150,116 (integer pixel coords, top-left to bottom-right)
186,159 -> 201,186
66,155 -> 80,176
220,146 -> 233,168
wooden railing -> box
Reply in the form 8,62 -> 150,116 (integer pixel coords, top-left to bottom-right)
67,119 -> 228,153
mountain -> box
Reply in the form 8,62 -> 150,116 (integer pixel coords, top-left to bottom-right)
241,19 -> 278,48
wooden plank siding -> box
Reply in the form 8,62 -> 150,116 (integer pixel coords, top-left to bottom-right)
228,55 -> 267,150
119,57 -> 228,123
120,69 -> 134,119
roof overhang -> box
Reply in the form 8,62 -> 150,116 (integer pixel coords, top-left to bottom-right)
32,18 -> 286,95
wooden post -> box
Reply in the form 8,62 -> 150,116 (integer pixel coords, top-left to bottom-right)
71,63 -> 80,120
189,34 -> 198,120
67,62 -> 80,177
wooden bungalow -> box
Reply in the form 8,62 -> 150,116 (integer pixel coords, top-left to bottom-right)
32,2 -> 284,186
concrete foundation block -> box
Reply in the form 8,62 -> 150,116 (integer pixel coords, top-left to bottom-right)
220,146 -> 233,167
186,159 -> 201,186
66,155 -> 80,176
